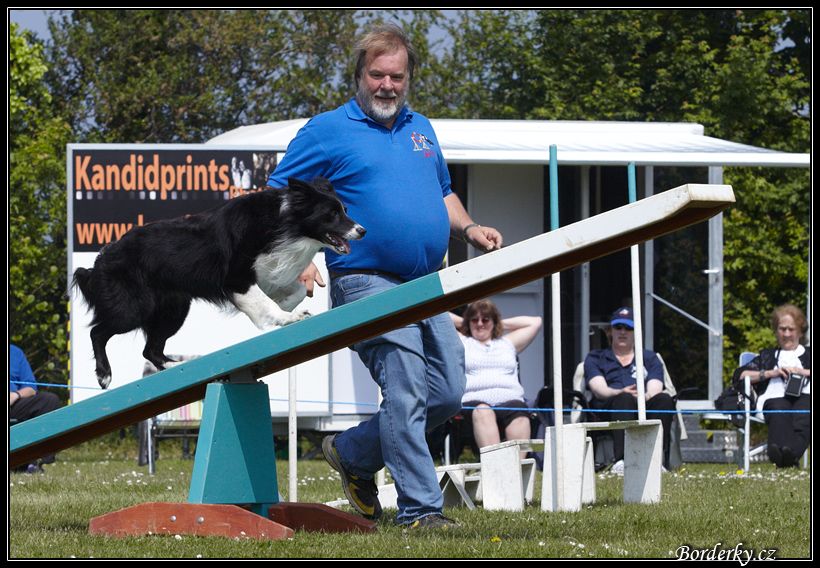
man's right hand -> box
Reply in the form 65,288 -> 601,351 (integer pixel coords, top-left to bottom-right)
298,262 -> 325,298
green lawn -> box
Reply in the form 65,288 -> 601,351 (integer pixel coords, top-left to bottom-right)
8,434 -> 811,559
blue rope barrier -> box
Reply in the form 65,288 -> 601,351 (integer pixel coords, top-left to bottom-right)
13,381 -> 808,416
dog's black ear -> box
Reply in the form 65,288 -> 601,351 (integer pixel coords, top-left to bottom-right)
311,177 -> 337,196
287,177 -> 313,192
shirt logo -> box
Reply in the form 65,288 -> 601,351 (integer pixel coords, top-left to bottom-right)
411,132 -> 435,153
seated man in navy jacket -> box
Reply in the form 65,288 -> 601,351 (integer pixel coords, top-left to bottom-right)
584,307 -> 675,472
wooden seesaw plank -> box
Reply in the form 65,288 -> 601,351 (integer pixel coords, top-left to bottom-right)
9,183 -> 734,469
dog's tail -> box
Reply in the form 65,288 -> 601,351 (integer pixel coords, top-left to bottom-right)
71,267 -> 97,310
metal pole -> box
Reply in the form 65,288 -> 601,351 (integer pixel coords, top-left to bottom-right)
550,145 -> 564,509
628,163 -> 646,420
288,366 -> 297,501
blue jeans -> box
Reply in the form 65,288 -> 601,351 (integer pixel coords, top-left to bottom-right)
330,273 -> 466,524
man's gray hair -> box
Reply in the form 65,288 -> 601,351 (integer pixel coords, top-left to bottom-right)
353,22 -> 418,86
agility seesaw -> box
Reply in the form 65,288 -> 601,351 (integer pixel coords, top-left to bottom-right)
10,183 -> 734,538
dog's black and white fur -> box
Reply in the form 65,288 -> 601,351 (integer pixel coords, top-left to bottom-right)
72,177 -> 365,389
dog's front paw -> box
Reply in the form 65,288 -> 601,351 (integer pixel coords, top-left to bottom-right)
295,309 -> 312,320
282,309 -> 312,325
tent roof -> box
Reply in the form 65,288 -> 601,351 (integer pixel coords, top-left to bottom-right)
207,118 -> 810,168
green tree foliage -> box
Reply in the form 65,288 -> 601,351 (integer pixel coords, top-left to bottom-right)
426,10 -> 810,383
45,10 -> 360,143
44,9 -> 444,144
9,23 -> 72,393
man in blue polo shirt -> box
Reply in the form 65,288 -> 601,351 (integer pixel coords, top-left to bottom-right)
10,344 -> 61,472
267,23 -> 502,529
584,307 -> 675,473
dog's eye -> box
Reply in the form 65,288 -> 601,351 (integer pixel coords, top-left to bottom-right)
330,210 -> 339,217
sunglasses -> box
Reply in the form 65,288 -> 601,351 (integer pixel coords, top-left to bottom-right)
612,324 -> 633,331
470,317 -> 493,324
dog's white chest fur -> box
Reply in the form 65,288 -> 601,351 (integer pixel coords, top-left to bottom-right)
252,237 -> 322,311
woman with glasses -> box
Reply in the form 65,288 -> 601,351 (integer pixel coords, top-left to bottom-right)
732,303 -> 810,468
450,300 -> 542,457
584,307 -> 675,473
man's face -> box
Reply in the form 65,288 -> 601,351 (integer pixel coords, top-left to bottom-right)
610,323 -> 634,350
356,48 -> 409,128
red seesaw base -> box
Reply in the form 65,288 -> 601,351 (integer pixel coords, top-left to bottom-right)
89,501 -> 376,541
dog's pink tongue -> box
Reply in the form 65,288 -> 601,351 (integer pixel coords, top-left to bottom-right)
327,234 -> 351,254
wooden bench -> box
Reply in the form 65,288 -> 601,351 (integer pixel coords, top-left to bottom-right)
376,462 -> 485,511
479,441 -> 551,511
436,463 -> 483,510
479,419 -> 663,512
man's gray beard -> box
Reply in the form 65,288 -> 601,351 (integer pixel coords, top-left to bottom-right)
357,84 -> 407,125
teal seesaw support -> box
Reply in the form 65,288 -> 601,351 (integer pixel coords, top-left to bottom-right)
87,377 -> 376,539
187,381 -> 279,517
11,183 -> 735,539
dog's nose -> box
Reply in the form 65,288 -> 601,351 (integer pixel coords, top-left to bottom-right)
356,225 -> 367,238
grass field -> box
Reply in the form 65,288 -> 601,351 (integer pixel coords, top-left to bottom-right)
8,433 -> 811,559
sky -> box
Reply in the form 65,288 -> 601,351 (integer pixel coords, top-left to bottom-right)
10,9 -> 455,51
9,9 -> 455,42
9,8 -> 54,38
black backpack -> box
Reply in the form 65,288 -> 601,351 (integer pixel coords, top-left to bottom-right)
714,385 -> 756,428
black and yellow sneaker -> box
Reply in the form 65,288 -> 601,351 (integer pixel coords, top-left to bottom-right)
322,434 -> 382,520
407,513 -> 460,531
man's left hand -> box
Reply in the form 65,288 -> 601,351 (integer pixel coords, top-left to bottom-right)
465,224 -> 503,253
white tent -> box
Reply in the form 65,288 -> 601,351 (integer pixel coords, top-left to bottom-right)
208,118 -> 809,405
208,118 -> 809,168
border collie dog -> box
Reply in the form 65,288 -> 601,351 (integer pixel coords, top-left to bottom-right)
73,177 -> 365,389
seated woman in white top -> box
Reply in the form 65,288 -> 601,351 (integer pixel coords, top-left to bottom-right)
451,300 -> 542,456
732,303 -> 811,468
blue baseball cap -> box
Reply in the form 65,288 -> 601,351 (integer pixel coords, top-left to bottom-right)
610,307 -> 634,327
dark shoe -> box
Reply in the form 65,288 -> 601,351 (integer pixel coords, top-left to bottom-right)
407,513 -> 460,531
768,444 -> 782,467
322,435 -> 382,520
780,446 -> 797,468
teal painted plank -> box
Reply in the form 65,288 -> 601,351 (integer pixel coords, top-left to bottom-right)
9,273 -> 445,467
10,183 -> 736,468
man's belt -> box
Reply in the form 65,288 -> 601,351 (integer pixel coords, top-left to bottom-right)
328,269 -> 407,283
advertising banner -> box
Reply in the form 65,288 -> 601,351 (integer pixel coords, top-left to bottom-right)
70,146 -> 277,252
66,145 -> 378,420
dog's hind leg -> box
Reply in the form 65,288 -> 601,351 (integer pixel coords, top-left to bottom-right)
231,284 -> 310,330
90,324 -> 116,389
142,297 -> 190,372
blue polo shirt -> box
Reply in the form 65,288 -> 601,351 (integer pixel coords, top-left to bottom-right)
584,348 -> 664,405
10,345 -> 37,393
267,98 -> 452,281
